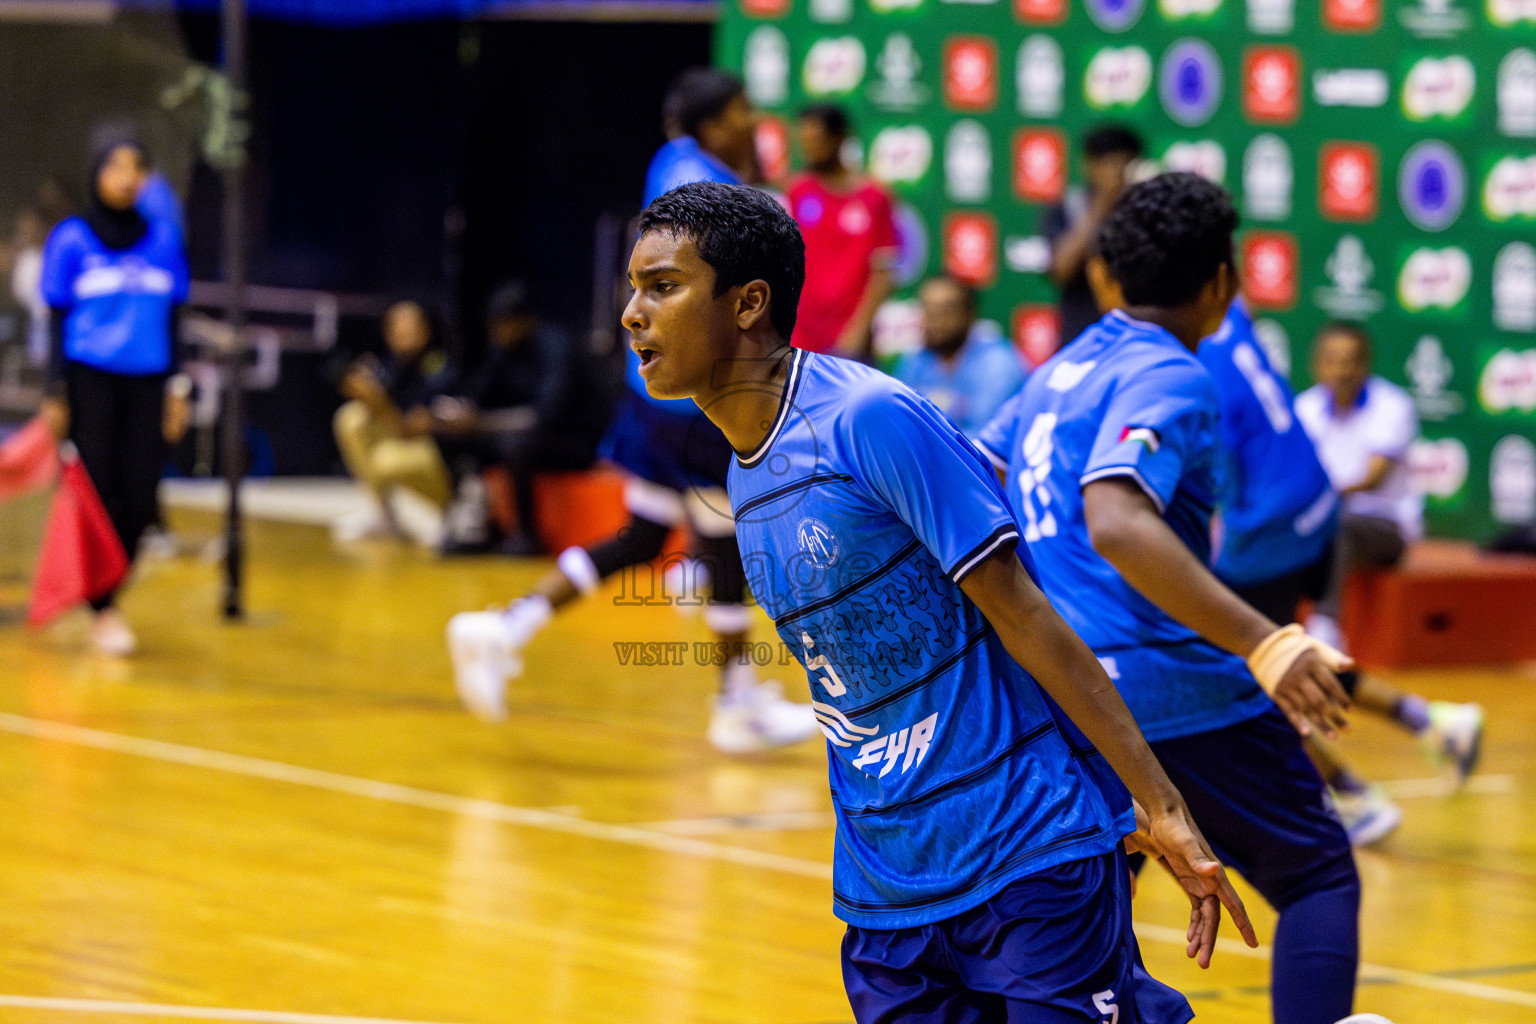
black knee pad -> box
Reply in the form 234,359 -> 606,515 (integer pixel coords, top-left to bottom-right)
587,516 -> 671,577
696,532 -> 747,607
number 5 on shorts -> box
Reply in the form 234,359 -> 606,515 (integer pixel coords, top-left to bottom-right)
1093,989 -> 1119,1024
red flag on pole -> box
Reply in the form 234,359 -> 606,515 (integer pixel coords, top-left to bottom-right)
0,416 -> 61,504
27,449 -> 129,629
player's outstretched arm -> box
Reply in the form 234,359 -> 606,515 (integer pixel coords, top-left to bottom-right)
1082,477 -> 1353,738
959,547 -> 1258,966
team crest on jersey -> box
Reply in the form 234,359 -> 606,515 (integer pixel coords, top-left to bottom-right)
797,517 -> 840,568
1119,426 -> 1161,453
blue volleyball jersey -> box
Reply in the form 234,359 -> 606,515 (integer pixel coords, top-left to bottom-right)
730,349 -> 1132,930
978,311 -> 1271,743
41,216 -> 188,376
630,139 -> 745,413
1198,301 -> 1337,586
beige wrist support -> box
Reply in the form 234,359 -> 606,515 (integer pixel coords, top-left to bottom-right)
1245,623 -> 1351,696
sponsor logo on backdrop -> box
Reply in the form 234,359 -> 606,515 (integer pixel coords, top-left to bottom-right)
1484,156 -> 1536,222
755,117 -> 791,182
944,37 -> 998,111
869,126 -> 933,185
1244,47 -> 1301,123
1013,128 -> 1067,201
1164,140 -> 1227,183
1247,0 -> 1294,32
1313,69 -> 1389,107
1160,39 -> 1223,126
871,0 -> 924,12
743,0 -> 790,16
1316,234 -> 1384,318
1480,347 -> 1536,413
1085,0 -> 1146,31
1320,143 -> 1378,221
1252,317 -> 1291,376
891,202 -> 928,286
1244,134 -> 1293,220
1015,0 -> 1065,20
1408,438 -> 1469,499
1242,231 -> 1298,309
1400,0 -> 1470,37
944,213 -> 998,286
1494,242 -> 1536,331
945,121 -> 992,202
1399,246 -> 1472,313
1323,0 -> 1378,30
745,27 -> 791,106
1403,56 -> 1475,121
868,34 -> 930,110
1399,141 -> 1467,231
1086,47 -> 1154,109
811,0 -> 853,22
1018,36 -> 1065,117
1159,0 -> 1222,17
804,37 -> 866,95
1491,435 -> 1536,523
1500,50 -> 1536,137
1489,0 -> 1536,26
1004,235 -> 1052,273
1012,305 -> 1061,366
1405,335 -> 1465,420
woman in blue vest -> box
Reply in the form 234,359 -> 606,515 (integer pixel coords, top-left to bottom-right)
39,136 -> 191,656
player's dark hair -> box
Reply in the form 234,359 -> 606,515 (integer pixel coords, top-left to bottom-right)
639,180 -> 806,340
1096,172 -> 1237,308
663,68 -> 747,141
1083,124 -> 1144,160
798,103 -> 850,140
1314,320 -> 1372,358
922,274 -> 977,313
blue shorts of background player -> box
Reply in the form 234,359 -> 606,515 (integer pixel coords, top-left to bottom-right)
844,847 -> 1193,1024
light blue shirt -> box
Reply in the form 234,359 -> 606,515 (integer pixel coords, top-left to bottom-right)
893,327 -> 1027,437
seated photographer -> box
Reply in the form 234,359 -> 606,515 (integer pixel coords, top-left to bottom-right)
331,299 -> 451,542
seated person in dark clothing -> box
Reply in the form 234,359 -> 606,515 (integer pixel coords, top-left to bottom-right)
332,299 -> 451,542
434,281 -> 601,554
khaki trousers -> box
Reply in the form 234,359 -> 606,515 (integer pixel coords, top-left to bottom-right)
333,400 -> 452,508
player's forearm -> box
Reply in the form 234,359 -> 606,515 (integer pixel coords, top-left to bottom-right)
1086,485 -> 1274,657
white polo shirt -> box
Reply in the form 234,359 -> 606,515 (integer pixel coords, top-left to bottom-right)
1295,376 -> 1423,539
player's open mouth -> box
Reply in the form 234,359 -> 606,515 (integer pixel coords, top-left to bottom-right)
635,346 -> 660,372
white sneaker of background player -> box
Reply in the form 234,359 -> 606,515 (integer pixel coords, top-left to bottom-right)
447,597 -> 550,721
708,679 -> 820,754
1334,1015 -> 1397,1023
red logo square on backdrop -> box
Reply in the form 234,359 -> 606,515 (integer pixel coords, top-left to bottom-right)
755,117 -> 790,186
1012,306 -> 1061,367
1319,143 -> 1379,221
1243,47 -> 1300,124
1323,0 -> 1379,31
944,213 -> 998,287
1014,0 -> 1065,23
944,37 -> 998,112
1013,129 -> 1067,202
1242,232 -> 1299,309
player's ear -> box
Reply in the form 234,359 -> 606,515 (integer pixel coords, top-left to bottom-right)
1086,255 -> 1122,314
736,279 -> 771,331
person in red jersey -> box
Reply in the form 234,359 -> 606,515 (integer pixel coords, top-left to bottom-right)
787,105 -> 898,359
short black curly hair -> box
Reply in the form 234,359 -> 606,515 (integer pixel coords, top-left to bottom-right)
638,181 -> 806,340
1096,172 -> 1238,308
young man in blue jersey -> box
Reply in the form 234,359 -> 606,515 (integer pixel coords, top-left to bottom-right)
981,173 -> 1361,1024
623,178 -> 1260,1022
447,70 -> 816,754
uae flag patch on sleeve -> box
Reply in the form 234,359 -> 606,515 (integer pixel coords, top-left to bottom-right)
1119,426 -> 1161,453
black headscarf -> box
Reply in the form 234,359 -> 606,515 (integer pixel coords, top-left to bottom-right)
83,135 -> 150,251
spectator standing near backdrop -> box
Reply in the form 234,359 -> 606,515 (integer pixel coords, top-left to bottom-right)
1044,125 -> 1144,348
786,105 -> 898,359
38,135 -> 191,656
893,275 -> 1024,436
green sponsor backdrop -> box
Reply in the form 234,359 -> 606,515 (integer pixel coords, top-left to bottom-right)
718,0 -> 1536,542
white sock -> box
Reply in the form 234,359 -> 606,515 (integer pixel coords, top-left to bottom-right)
505,594 -> 553,633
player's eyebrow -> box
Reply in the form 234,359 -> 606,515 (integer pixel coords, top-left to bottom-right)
633,263 -> 684,281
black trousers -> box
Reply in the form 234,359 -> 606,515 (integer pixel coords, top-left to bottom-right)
65,362 -> 167,607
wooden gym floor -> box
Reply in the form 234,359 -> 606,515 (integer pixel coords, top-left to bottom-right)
0,504 -> 1533,1024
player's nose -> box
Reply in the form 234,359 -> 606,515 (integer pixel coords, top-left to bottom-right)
621,291 -> 646,333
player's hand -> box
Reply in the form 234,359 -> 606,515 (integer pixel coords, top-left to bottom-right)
40,397 -> 69,441
1270,646 -> 1352,739
1133,800 -> 1259,969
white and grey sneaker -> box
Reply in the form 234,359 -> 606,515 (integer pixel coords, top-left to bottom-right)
708,679 -> 821,754
1333,1015 -> 1396,1023
1330,784 -> 1403,847
1423,700 -> 1485,785
447,598 -> 548,721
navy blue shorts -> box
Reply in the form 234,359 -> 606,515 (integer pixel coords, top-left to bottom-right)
841,848 -> 1194,1024
1148,706 -> 1356,910
598,394 -> 733,493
